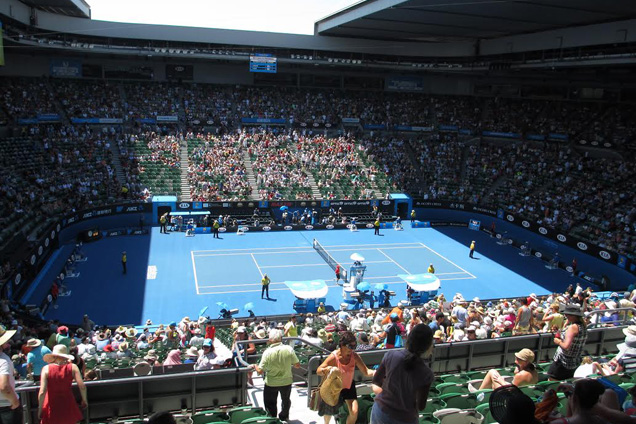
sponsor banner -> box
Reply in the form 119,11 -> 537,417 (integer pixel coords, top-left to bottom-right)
482,131 -> 522,139
438,125 -> 458,132
618,255 -> 628,269
342,117 -> 360,124
70,117 -> 123,124
363,124 -> 386,130
137,118 -> 156,124
37,114 -> 61,122
61,203 -> 151,228
526,134 -> 546,141
386,76 -> 424,92
548,133 -> 569,141
411,221 -> 431,228
156,116 -> 179,122
412,200 -> 497,217
458,129 -> 472,135
17,118 -> 39,125
393,125 -> 434,132
241,118 -> 287,125
50,59 -> 82,77
430,222 -> 468,228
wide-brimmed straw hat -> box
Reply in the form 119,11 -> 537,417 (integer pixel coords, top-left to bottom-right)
43,345 -> 75,363
0,326 -> 16,347
26,338 -> 41,348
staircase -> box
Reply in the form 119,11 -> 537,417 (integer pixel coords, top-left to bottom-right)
108,142 -> 127,184
242,151 -> 261,201
305,172 -> 323,199
179,142 -> 191,201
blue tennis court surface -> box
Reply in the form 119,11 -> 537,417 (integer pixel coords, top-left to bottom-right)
39,226 -> 573,325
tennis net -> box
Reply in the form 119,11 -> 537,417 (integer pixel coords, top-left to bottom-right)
313,239 -> 347,282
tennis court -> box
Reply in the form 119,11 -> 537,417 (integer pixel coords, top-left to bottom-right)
192,242 -> 474,295
35,224 -> 572,325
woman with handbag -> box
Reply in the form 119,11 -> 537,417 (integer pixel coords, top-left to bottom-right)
316,331 -> 375,424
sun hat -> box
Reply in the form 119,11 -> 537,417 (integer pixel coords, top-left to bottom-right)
186,346 -> 199,358
115,325 -> 126,334
57,326 -> 69,334
145,319 -> 153,326
563,304 -> 584,317
144,349 -> 158,361
97,332 -> 108,341
623,326 -> 636,338
325,324 -> 336,332
433,330 -> 444,339
0,325 -> 18,347
320,367 -> 343,407
43,344 -> 75,363
26,338 -> 42,348
254,329 -> 267,339
125,328 -> 137,339
236,326 -> 246,333
118,342 -> 129,351
515,348 -> 535,363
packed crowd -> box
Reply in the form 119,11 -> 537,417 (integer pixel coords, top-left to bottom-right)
246,131 -> 315,200
52,79 -> 124,119
187,134 -> 252,201
0,125 -> 125,248
0,77 -> 58,120
124,82 -> 181,121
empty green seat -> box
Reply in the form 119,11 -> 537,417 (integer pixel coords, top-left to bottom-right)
192,410 -> 230,424
228,407 -> 268,424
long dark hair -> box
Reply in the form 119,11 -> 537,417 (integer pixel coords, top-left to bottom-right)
404,324 -> 433,370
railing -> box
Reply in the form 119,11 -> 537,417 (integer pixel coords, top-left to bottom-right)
586,307 -> 635,329
16,367 -> 250,424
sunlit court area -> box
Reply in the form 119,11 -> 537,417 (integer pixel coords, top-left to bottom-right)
0,0 -> 636,423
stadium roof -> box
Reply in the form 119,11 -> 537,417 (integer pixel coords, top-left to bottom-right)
19,0 -> 90,18
316,0 -> 636,42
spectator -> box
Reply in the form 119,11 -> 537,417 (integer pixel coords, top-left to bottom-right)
549,305 -> 588,381
472,348 -> 538,391
194,339 -> 223,371
252,330 -> 300,422
38,345 -> 87,424
316,331 -> 375,424
371,324 -> 434,424
25,338 -> 51,383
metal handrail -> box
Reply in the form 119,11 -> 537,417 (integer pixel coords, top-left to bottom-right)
585,307 -> 635,329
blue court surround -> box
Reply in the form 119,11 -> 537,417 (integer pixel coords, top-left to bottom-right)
36,225 -> 577,325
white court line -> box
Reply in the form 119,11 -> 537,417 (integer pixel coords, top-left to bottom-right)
191,242 -> 422,254
377,249 -> 411,275
251,253 -> 264,278
259,260 -> 393,269
197,275 -> 476,294
194,251 -> 314,257
418,242 -> 476,279
191,251 -> 200,295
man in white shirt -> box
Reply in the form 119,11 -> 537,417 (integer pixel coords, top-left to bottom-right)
0,325 -> 21,424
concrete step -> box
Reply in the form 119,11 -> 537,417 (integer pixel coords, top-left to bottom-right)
179,142 -> 191,201
242,151 -> 261,201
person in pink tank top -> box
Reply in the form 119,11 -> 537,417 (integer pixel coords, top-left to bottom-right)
317,331 -> 375,424
38,345 -> 87,424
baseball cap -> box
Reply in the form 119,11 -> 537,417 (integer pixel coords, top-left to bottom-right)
202,338 -> 213,347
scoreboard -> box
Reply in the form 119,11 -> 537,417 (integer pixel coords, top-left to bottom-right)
250,54 -> 277,73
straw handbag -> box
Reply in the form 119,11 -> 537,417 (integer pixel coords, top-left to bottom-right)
320,367 -> 343,407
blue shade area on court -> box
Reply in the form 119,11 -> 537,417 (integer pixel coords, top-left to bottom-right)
35,224 -> 579,325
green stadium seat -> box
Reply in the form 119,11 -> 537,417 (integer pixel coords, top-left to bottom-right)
436,383 -> 470,396
440,393 -> 481,409
228,407 -> 268,424
240,418 -> 282,424
474,404 -> 495,424
423,399 -> 447,415
192,410 -> 230,424
419,415 -> 441,424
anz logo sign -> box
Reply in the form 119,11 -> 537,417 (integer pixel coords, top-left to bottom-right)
599,251 -> 611,260
179,203 -> 191,209
576,242 -> 588,251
